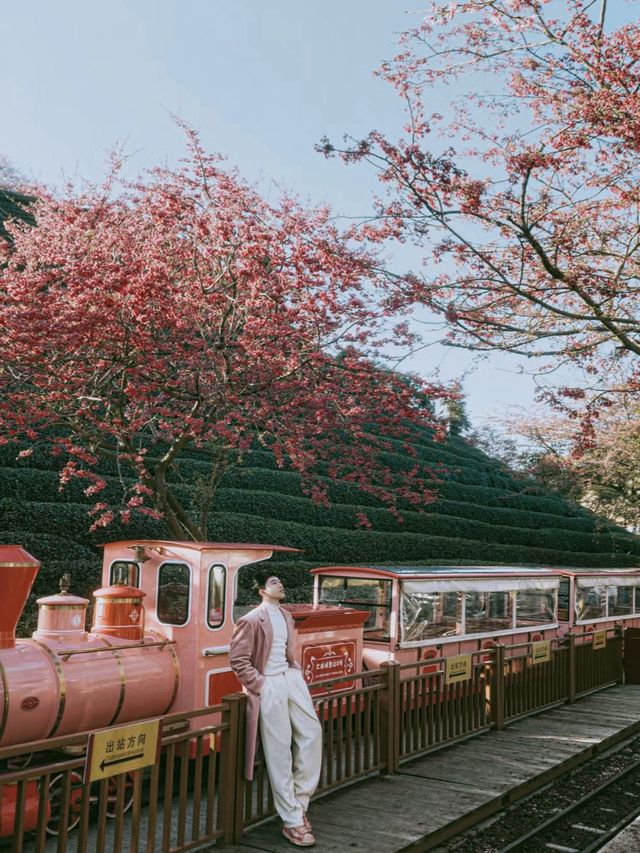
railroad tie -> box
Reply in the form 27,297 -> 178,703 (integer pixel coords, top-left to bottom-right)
570,823 -> 604,834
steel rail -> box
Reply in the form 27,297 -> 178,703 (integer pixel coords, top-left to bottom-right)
497,756 -> 640,853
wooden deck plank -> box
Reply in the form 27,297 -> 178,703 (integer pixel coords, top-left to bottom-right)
218,685 -> 640,853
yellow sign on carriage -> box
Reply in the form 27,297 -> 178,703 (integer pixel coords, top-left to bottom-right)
85,719 -> 162,783
593,630 -> 607,650
531,641 -> 551,665
445,654 -> 472,685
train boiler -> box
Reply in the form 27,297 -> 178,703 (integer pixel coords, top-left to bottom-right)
0,547 -> 178,751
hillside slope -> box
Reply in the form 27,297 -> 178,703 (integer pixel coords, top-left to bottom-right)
2,428 -> 639,628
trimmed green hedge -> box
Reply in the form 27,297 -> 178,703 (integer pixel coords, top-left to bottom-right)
204,512 -> 636,567
4,489 -> 637,561
4,419 -> 640,638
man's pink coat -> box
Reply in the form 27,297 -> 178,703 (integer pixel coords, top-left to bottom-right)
229,603 -> 300,780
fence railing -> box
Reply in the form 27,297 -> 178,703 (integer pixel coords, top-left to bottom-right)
500,637 -> 570,722
0,702 -> 237,853
396,651 -> 491,764
575,629 -> 623,696
0,627 -> 624,851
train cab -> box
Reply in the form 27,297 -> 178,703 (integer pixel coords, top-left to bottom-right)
556,567 -> 640,635
100,540 -> 367,712
311,564 -> 561,670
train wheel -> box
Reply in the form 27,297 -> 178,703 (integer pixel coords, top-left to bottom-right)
45,771 -> 83,836
105,772 -> 135,818
6,753 -> 33,770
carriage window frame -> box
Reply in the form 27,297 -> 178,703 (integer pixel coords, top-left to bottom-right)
515,588 -> 557,628
399,578 -> 559,648
207,563 -> 226,630
318,576 -> 392,643
575,578 -> 640,624
157,561 -> 191,627
109,560 -> 140,587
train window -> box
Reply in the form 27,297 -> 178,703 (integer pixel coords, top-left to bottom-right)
608,585 -> 633,617
515,589 -> 556,627
575,585 -> 606,622
557,578 -> 570,622
636,587 -> 640,613
318,576 -> 392,641
465,591 -> 513,633
109,561 -> 140,587
207,564 -> 226,629
157,562 -> 190,626
400,590 -> 463,643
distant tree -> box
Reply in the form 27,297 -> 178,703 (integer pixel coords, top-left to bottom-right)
322,0 -> 640,422
0,155 -> 23,188
497,405 -> 640,532
0,156 -> 33,243
444,383 -> 471,436
0,133 -> 449,540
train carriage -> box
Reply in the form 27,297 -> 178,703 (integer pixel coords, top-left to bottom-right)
557,567 -> 640,634
312,564 -> 563,669
312,563 -> 640,672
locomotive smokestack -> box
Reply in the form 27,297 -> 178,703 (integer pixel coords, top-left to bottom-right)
0,545 -> 40,648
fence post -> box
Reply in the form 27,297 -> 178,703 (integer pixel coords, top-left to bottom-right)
218,692 -> 246,845
567,633 -> 576,704
615,626 -> 624,683
492,644 -> 505,731
380,661 -> 400,774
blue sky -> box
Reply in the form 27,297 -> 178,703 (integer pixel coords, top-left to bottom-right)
1,0 -> 560,427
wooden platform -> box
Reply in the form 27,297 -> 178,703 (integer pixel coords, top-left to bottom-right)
215,684 -> 640,853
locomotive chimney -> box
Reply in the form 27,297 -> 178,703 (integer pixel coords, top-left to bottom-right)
0,545 -> 40,648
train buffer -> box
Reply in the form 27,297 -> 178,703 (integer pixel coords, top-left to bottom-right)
220,683 -> 640,853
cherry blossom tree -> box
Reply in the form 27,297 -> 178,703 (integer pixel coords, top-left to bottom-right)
322,0 -> 640,416
0,133 -> 448,539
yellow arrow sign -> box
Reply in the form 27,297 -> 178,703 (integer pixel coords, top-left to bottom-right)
445,654 -> 472,685
85,719 -> 162,783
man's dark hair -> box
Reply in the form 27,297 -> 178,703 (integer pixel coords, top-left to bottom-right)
251,567 -> 277,600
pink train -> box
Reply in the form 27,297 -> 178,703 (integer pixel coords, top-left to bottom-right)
1,539 -> 639,834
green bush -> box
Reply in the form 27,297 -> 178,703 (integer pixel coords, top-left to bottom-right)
3,421 -> 640,599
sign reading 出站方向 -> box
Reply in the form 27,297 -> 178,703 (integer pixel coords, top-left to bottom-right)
85,719 -> 162,783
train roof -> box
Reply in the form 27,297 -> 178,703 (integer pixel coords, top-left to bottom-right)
312,564 -> 560,579
311,564 -> 640,579
556,566 -> 640,577
101,540 -> 301,553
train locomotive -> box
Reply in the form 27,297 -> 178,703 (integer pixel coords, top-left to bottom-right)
0,540 -> 367,835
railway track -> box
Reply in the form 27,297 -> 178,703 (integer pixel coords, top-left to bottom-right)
439,734 -> 640,853
497,758 -> 640,852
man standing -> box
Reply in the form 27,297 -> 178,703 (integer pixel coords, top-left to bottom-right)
229,568 -> 322,847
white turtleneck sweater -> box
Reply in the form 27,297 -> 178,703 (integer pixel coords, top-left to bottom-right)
262,601 -> 289,676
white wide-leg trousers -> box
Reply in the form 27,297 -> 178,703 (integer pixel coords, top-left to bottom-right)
259,668 -> 323,828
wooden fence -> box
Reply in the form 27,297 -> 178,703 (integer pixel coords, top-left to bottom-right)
0,627 -> 624,851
